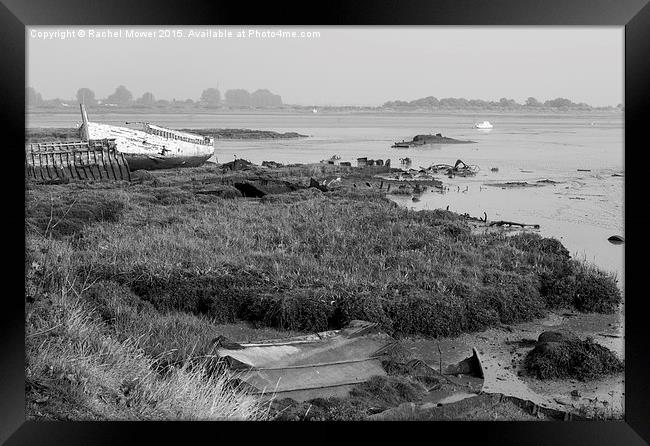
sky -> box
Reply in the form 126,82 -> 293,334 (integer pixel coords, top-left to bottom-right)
27,26 -> 624,107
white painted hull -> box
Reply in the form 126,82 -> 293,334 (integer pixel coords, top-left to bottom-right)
81,122 -> 215,160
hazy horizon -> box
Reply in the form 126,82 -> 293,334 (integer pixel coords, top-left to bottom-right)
27,27 -> 623,107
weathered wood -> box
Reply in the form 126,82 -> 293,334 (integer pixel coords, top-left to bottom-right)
71,151 -> 83,180
99,148 -> 111,179
87,151 -> 97,180
105,147 -> 118,180
26,139 -> 131,183
43,154 -> 53,180
119,152 -> 131,181
91,149 -> 102,180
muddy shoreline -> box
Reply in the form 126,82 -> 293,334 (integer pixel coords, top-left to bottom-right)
25,127 -> 308,141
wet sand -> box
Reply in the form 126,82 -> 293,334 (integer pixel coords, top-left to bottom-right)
400,308 -> 624,418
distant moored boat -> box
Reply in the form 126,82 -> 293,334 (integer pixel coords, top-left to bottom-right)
474,121 -> 493,129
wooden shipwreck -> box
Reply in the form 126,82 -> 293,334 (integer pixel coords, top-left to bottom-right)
25,139 -> 131,183
392,133 -> 475,148
25,104 -> 215,183
78,104 -> 215,170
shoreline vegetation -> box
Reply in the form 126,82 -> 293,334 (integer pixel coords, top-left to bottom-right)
25,151 -> 622,420
26,86 -> 622,114
26,105 -> 623,115
25,127 -> 308,141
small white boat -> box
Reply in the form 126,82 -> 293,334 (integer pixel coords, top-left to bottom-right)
312,108 -> 318,114
474,121 -> 493,129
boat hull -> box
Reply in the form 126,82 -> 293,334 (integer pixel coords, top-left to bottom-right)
124,153 -> 214,171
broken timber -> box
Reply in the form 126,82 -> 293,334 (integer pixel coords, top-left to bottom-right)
488,220 -> 540,229
25,139 -> 131,183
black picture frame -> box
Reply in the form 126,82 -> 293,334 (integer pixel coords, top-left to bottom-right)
2,0 -> 648,444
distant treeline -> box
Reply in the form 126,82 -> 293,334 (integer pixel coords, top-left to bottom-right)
26,85 -> 283,110
382,96 -> 622,111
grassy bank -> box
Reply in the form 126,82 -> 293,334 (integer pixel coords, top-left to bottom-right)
25,164 -> 622,419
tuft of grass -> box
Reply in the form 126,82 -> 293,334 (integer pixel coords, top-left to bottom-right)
26,187 -> 127,239
524,337 -> 624,381
541,260 -> 621,313
25,279 -> 266,421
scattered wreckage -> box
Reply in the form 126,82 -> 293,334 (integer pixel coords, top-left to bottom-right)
215,320 -> 483,403
458,211 -> 541,233
214,320 -> 586,420
392,133 -> 475,148
423,159 -> 480,177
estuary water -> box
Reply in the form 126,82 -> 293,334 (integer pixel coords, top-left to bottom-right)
27,111 -> 624,283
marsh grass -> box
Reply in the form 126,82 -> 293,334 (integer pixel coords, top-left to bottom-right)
25,272 -> 265,420
26,168 -> 621,337
25,166 -> 622,418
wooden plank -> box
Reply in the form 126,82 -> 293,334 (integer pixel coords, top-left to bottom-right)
49,153 -> 60,179
91,149 -> 103,180
99,149 -> 112,179
85,151 -> 96,180
74,152 -> 87,180
119,152 -> 131,181
84,151 -> 95,180
57,153 -> 67,179
64,151 -> 75,179
26,152 -> 36,179
43,154 -> 53,180
106,146 -> 119,180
